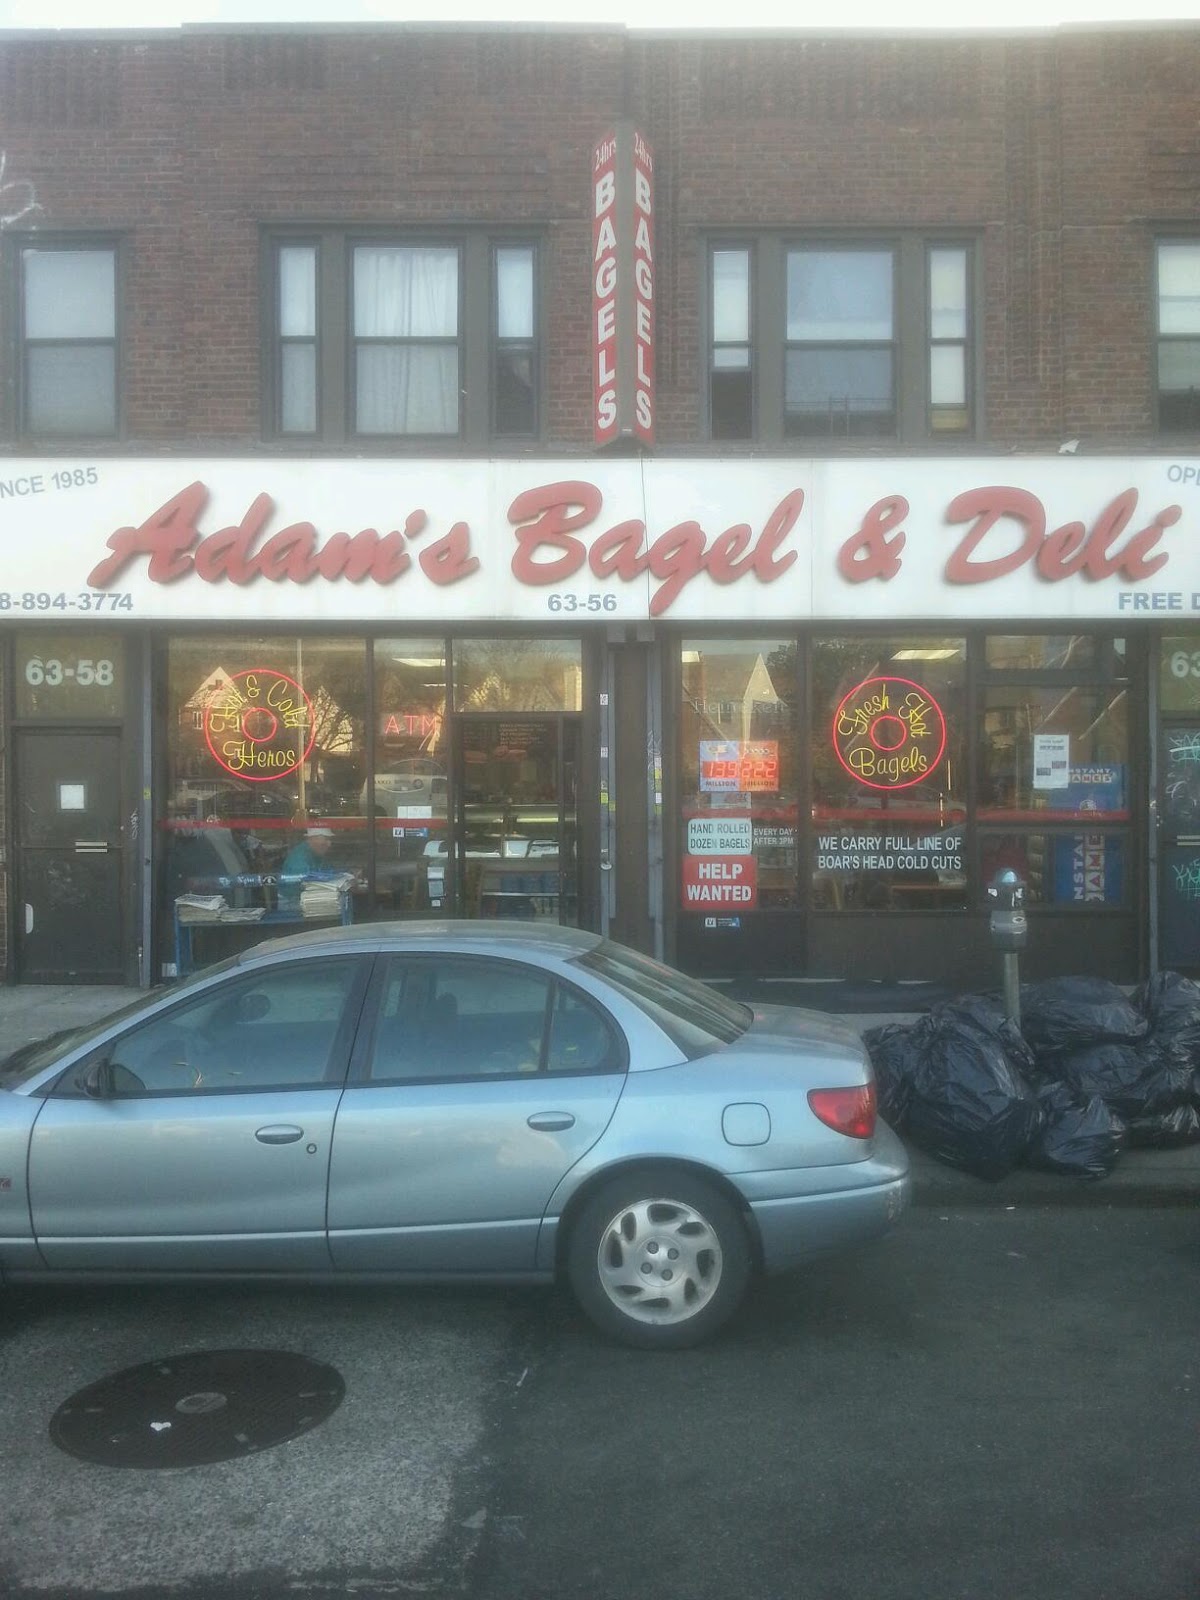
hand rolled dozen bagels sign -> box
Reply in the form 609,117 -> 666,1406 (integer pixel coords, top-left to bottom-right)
592,126 -> 655,446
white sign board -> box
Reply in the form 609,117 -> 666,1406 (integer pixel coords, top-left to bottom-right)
0,456 -> 1197,623
1033,734 -> 1071,789
687,817 -> 753,855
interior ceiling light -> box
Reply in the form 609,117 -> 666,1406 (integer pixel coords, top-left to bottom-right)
890,648 -> 962,661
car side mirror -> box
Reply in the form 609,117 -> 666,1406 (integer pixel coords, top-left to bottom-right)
80,1057 -> 114,1099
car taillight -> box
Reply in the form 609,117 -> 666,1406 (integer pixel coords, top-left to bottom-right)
807,1083 -> 876,1139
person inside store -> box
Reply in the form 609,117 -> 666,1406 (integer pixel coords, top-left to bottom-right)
278,824 -> 336,907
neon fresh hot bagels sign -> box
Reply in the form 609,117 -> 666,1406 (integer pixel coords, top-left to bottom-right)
833,676 -> 947,790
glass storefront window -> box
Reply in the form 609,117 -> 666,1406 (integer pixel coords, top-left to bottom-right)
163,638 -> 368,956
680,640 -> 799,911
1160,635 -> 1200,712
979,831 -> 1126,907
14,631 -> 125,718
811,637 -> 966,911
985,635 -> 1122,673
453,639 -> 582,712
373,639 -> 448,915
978,687 -> 1129,821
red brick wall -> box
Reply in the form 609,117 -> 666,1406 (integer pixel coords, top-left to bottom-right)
1,25 -> 1198,455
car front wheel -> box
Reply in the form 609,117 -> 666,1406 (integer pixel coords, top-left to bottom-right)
566,1170 -> 752,1350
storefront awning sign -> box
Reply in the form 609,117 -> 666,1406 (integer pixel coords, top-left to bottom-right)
1,457 -> 1197,623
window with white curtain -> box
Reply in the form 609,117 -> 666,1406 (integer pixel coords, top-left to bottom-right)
354,245 -> 460,436
270,232 -> 539,445
20,244 -> 118,437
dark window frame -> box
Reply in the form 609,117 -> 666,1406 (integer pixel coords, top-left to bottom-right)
11,234 -> 122,442
490,240 -> 540,439
274,237 -> 321,439
784,242 -> 898,440
704,230 -> 981,446
926,240 -> 974,437
1154,236 -> 1200,435
265,228 -> 543,449
708,241 -> 755,441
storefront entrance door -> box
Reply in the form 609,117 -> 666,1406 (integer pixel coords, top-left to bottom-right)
14,729 -> 125,983
1158,721 -> 1200,973
449,719 -> 579,924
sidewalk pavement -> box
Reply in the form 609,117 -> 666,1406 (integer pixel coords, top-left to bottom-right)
1,984 -> 1197,1209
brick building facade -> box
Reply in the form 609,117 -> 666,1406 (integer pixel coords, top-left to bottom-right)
1,23 -> 1199,988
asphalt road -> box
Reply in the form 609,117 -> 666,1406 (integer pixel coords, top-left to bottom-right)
1,1207 -> 1196,1600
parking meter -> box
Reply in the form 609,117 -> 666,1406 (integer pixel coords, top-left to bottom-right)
988,869 -> 1027,951
987,869 -> 1026,1025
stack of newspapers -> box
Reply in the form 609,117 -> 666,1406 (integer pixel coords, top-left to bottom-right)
174,894 -> 225,923
174,895 -> 266,925
299,874 -> 355,920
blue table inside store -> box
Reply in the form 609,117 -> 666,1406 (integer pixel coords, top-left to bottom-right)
173,872 -> 354,977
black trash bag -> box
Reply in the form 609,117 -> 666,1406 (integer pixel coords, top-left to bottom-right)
1134,971 -> 1200,1062
931,993 -> 1038,1079
1019,977 -> 1147,1060
903,1013 -> 1043,1180
863,1017 -> 936,1129
1028,1082 -> 1126,1179
1123,1103 -> 1200,1148
1055,1037 -> 1195,1120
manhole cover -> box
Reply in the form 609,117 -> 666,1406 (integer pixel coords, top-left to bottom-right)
50,1349 -> 344,1469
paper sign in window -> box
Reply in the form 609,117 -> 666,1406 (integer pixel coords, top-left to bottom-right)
1033,733 -> 1070,789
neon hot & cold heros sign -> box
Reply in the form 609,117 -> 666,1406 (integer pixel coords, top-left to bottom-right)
203,668 -> 316,781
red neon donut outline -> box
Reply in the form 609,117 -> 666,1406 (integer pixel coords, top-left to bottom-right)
868,714 -> 907,752
241,707 -> 279,744
203,668 -> 317,783
832,675 -> 947,791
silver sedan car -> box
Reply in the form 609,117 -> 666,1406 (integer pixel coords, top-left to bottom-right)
0,923 -> 909,1349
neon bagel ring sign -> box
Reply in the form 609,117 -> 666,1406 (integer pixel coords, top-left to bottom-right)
832,675 -> 947,791
203,668 -> 317,782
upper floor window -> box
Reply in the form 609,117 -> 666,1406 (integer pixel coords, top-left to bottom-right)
270,232 -> 539,446
786,247 -> 894,437
19,244 -> 118,438
707,235 -> 975,445
1156,241 -> 1200,432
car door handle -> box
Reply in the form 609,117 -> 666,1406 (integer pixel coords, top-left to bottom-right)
527,1112 -> 576,1132
255,1125 -> 304,1144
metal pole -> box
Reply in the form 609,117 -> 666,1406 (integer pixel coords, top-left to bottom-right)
1002,950 -> 1021,1030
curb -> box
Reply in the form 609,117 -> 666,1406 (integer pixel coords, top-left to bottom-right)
906,1150 -> 1200,1208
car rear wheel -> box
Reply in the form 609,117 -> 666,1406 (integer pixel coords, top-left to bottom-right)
566,1169 -> 752,1350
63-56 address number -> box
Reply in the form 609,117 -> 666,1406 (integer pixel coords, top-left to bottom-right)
547,593 -> 617,612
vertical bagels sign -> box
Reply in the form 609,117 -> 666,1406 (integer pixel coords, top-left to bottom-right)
592,125 -> 656,447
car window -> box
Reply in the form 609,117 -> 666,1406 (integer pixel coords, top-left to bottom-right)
2,957 -> 245,1091
61,958 -> 364,1097
546,984 -> 623,1074
575,941 -> 751,1058
364,957 -> 623,1083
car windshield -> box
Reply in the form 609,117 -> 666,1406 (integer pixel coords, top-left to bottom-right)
0,956 -> 243,1089
576,941 -> 751,1059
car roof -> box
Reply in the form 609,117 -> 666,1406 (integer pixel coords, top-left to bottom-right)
239,919 -> 605,965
